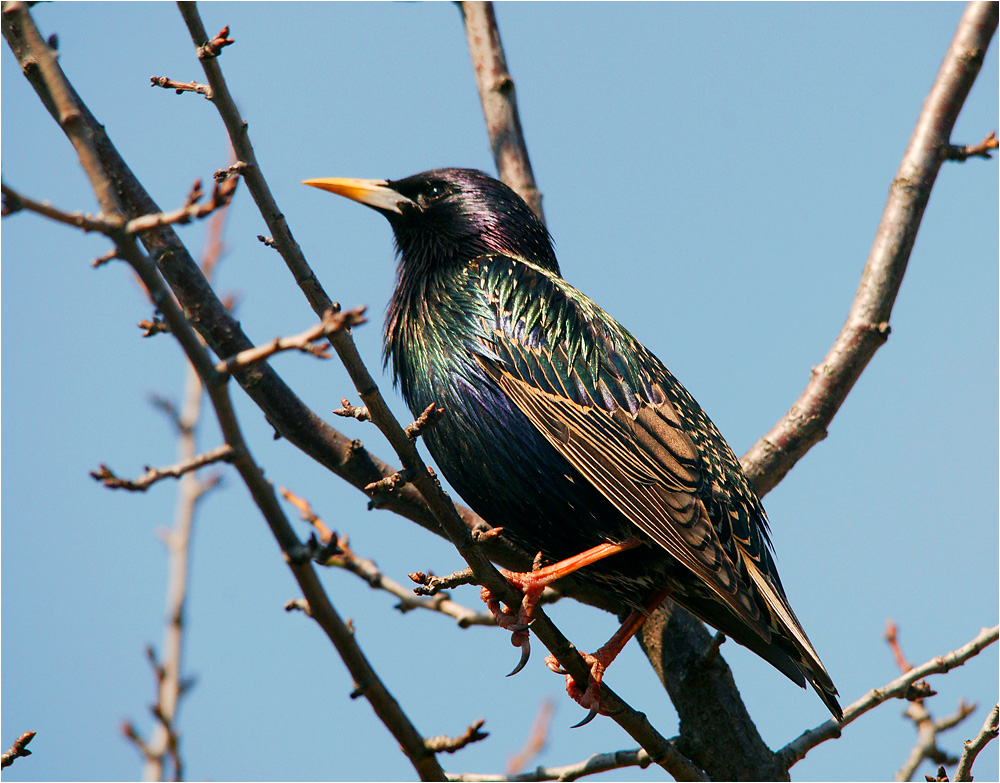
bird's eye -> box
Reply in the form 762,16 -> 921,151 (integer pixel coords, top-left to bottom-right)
426,183 -> 446,199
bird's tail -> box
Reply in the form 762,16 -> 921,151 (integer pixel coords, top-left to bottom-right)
741,553 -> 842,721
674,552 -> 842,721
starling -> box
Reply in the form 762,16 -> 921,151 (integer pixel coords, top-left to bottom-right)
304,168 -> 842,723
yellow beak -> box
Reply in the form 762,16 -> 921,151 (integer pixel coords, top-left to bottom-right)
302,177 -> 414,214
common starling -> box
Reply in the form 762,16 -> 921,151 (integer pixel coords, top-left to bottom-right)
304,168 -> 842,723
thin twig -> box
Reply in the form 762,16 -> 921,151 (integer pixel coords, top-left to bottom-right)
448,748 -> 654,782
506,699 -> 554,775
887,620 -> 916,673
125,176 -> 238,234
1,182 -> 119,232
953,703 -> 999,781
410,568 -> 479,595
281,488 -> 497,627
214,308 -> 367,377
1,731 -> 36,769
133,204 -> 229,782
405,402 -> 445,440
195,24 -> 233,59
138,317 -> 170,337
1,176 -> 238,238
150,75 -> 211,98
333,398 -> 371,422
425,720 -> 490,754
90,445 -> 236,492
777,625 -> 1000,770
887,621 -> 978,781
945,130 -> 998,161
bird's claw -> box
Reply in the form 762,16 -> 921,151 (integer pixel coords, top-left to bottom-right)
570,705 -> 600,729
481,584 -> 536,676
507,637 -> 531,677
545,651 -> 612,726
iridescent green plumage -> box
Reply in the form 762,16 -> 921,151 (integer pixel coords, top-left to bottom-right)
306,168 -> 841,720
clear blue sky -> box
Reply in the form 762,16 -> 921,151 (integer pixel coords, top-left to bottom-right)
2,3 -> 997,781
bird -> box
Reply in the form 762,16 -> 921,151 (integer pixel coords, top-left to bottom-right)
303,167 -> 842,724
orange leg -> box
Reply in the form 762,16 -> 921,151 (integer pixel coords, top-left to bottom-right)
480,540 -> 642,676
545,586 -> 671,726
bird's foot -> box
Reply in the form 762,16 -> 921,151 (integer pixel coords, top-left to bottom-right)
480,561 -> 551,676
480,542 -> 644,679
544,650 -> 612,727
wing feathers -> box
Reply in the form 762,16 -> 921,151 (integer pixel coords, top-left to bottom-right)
491,364 -> 766,632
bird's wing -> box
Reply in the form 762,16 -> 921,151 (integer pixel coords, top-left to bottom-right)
482,350 -> 766,631
472,255 -> 768,634
468,254 -> 840,717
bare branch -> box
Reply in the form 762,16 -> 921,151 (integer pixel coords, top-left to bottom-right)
954,703 -> 999,781
1,5 -> 447,778
136,208 -> 229,782
506,699 -> 554,775
124,176 -> 238,234
946,130 -> 999,161
886,620 -> 980,781
150,75 -> 211,98
281,487 -> 498,627
333,398 -> 371,422
411,568 -> 479,595
741,0 -> 999,496
365,467 -> 416,498
896,698 -> 971,782
92,247 -> 119,267
90,445 -> 235,492
405,402 -> 446,440
138,316 -> 170,337
425,719 -> 489,754
448,747 -> 654,782
214,160 -> 248,183
1,731 -> 36,769
1,176 -> 239,237
778,625 -> 1000,770
195,24 -> 233,59
887,620 -> 916,673
1,182 -> 120,232
459,1 -> 544,221
214,307 -> 368,377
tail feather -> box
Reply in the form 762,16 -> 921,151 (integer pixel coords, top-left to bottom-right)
741,551 -> 842,721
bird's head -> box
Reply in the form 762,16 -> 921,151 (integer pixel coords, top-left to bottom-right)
303,168 -> 558,276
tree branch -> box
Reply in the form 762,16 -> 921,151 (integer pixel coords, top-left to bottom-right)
280,487 -> 498,628
945,130 -> 999,160
132,207 -> 227,782
1,5 -> 447,778
425,720 -> 490,754
448,747 -> 654,782
506,699 -> 554,775
458,1 -> 544,221
777,626 -> 999,770
150,75 -> 211,98
886,621 -> 978,782
954,703 -> 999,782
1,731 -> 36,770
214,307 -> 367,377
90,445 -> 235,492
740,0 -> 999,496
